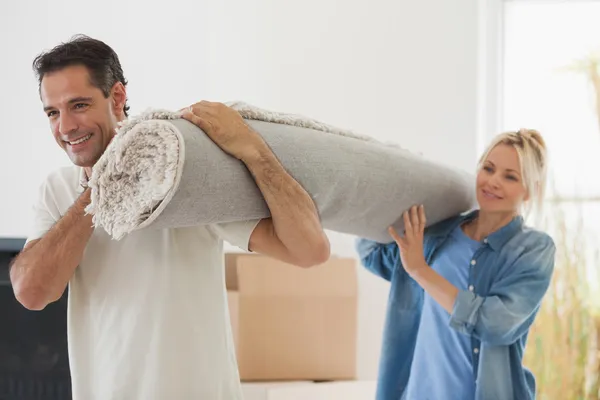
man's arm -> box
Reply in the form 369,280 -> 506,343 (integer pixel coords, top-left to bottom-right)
243,147 -> 330,267
182,101 -> 330,268
10,188 -> 95,310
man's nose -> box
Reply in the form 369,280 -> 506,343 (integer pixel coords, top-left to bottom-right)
58,112 -> 79,136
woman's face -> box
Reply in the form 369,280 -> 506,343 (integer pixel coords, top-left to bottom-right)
476,144 -> 529,214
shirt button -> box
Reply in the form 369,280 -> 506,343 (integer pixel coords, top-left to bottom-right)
474,348 -> 479,354
470,259 -> 476,266
468,285 -> 474,292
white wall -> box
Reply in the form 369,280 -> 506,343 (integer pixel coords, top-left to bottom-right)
0,0 -> 483,379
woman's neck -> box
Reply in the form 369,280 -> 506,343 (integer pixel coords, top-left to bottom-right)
463,210 -> 518,241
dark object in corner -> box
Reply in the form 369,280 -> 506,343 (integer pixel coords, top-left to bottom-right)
0,238 -> 72,400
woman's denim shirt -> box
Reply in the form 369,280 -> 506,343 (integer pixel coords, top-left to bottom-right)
355,210 -> 556,400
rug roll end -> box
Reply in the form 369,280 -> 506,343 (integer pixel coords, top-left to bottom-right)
86,115 -> 184,239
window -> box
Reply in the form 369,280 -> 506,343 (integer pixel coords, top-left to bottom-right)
499,1 -> 600,398
503,1 -> 600,203
501,0 -> 600,266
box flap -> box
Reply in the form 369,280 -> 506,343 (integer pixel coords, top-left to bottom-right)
225,253 -> 357,296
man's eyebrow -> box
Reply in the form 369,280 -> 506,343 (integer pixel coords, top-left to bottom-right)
43,97 -> 93,112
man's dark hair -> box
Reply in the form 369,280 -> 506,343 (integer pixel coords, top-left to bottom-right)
32,34 -> 130,117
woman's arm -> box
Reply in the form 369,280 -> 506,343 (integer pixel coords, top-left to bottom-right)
448,236 -> 555,345
355,238 -> 403,281
391,205 -> 556,346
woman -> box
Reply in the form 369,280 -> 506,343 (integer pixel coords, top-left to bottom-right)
356,129 -> 555,400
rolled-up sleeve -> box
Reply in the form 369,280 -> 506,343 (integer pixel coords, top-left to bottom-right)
449,234 -> 556,346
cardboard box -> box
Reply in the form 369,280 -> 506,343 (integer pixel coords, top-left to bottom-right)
225,253 -> 358,381
241,381 -> 313,400
241,380 -> 377,400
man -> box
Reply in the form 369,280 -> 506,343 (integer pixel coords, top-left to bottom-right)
9,34 -> 330,400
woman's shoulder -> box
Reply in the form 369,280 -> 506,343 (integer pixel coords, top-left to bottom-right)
500,225 -> 556,275
510,224 -> 555,252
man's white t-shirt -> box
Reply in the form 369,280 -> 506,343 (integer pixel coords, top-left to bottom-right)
26,166 -> 260,400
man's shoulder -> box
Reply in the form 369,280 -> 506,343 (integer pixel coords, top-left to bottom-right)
44,165 -> 80,182
33,165 -> 82,214
40,165 -> 81,191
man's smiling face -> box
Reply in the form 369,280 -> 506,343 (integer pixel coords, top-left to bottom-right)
41,64 -> 121,168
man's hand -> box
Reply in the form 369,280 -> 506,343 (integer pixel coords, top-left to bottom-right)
181,101 -> 265,162
181,101 -> 329,268
388,205 -> 428,277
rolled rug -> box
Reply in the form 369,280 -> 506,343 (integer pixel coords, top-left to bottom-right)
85,102 -> 477,242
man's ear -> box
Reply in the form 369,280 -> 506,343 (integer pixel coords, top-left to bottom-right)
110,82 -> 127,119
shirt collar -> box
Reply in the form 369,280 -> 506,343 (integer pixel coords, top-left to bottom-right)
77,168 -> 88,194
483,213 -> 524,251
431,209 -> 524,251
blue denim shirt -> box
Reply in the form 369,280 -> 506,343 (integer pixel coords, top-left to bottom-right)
355,210 -> 556,400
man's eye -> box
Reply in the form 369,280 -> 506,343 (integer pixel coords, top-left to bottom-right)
74,103 -> 88,109
47,111 -> 57,118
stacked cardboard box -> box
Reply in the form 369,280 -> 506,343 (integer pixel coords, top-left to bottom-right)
225,253 -> 358,381
241,380 -> 377,400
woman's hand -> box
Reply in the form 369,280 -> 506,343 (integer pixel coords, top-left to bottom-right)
390,204 -> 460,314
388,205 -> 428,277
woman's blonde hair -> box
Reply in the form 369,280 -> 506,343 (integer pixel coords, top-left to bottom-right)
477,128 -> 548,219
